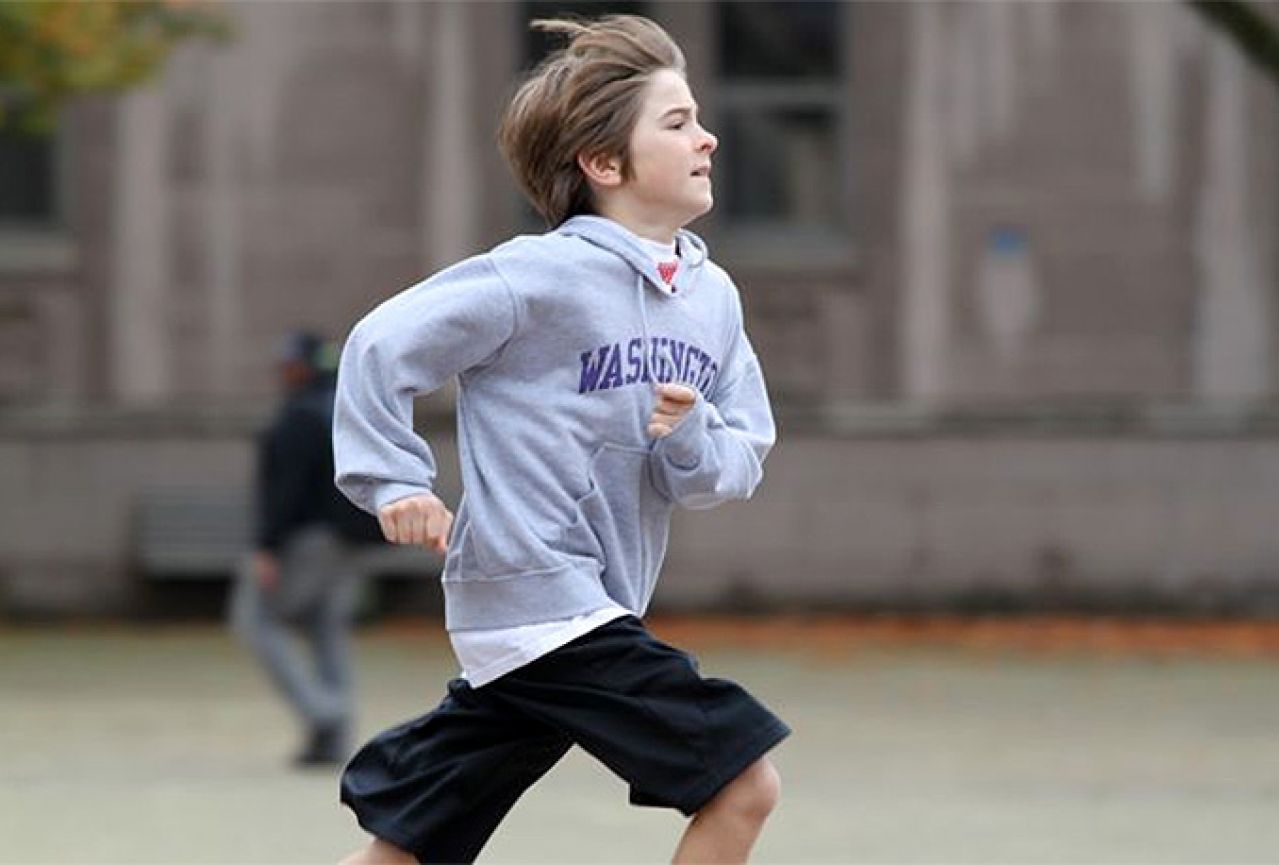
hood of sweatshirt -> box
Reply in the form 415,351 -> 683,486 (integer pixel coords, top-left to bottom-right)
556,215 -> 709,297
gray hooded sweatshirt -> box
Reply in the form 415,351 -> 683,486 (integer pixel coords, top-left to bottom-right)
334,215 -> 775,631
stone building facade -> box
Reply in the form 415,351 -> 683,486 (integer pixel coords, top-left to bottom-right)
2,1 -> 1278,615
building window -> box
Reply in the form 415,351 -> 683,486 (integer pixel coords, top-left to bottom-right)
0,123 -> 75,274
0,127 -> 58,226
714,1 -> 846,245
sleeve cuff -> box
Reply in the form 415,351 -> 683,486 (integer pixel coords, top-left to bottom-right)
372,482 -> 434,513
657,396 -> 711,469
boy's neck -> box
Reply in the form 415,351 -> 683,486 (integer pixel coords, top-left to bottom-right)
591,203 -> 682,246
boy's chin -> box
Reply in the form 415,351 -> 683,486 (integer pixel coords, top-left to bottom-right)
686,195 -> 714,222
656,197 -> 713,229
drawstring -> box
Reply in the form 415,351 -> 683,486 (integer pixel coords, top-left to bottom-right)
637,273 -> 656,386
637,257 -> 706,392
636,274 -> 660,448
637,272 -> 680,388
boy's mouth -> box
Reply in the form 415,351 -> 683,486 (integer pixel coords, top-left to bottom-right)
691,164 -> 712,178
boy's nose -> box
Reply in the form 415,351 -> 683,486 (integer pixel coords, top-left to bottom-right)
699,128 -> 718,154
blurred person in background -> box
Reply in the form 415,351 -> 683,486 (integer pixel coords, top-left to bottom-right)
231,330 -> 384,768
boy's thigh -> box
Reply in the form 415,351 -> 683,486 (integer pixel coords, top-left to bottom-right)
484,617 -> 791,817
341,679 -> 572,863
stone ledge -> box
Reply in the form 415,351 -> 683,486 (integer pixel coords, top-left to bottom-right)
780,399 -> 1279,439
7,399 -> 1279,440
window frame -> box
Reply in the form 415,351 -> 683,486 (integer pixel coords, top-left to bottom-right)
0,117 -> 77,275
706,1 -> 856,273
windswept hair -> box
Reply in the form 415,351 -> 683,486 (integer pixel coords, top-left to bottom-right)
498,15 -> 686,227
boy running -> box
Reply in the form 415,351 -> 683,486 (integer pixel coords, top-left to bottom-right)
334,15 -> 789,864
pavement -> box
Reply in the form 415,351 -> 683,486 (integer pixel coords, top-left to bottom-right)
3,617 -> 1279,863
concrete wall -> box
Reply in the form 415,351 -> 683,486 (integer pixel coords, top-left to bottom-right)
661,427 -> 1279,614
0,414 -> 255,614
7,409 -> 1279,617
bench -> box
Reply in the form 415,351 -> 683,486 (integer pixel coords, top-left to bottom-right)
134,487 -> 438,579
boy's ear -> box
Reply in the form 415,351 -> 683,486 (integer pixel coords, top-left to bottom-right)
577,150 -> 624,188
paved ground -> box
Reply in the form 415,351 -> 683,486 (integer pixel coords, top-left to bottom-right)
3,617 -> 1279,863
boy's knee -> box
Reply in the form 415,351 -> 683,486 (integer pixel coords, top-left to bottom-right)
338,838 -> 417,865
708,757 -> 781,824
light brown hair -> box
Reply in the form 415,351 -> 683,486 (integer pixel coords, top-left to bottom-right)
498,15 -> 686,227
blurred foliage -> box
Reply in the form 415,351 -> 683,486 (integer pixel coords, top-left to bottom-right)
1187,0 -> 1279,89
0,0 -> 232,135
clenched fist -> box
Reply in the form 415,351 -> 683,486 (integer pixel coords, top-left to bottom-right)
647,383 -> 698,439
378,492 -> 454,554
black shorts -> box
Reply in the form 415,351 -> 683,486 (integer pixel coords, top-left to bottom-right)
340,615 -> 790,864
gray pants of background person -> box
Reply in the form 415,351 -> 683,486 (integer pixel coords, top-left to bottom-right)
230,526 -> 363,754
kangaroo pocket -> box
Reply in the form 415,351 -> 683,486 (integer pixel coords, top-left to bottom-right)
556,444 -> 672,613
448,498 -> 560,579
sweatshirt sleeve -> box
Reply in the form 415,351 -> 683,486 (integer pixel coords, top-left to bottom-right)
333,254 -> 518,514
648,317 -> 776,511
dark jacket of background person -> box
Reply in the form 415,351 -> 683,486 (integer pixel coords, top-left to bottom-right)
256,372 -> 383,554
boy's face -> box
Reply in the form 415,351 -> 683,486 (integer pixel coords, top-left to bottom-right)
618,68 -> 718,232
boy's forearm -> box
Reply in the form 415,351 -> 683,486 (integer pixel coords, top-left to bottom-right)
650,400 -> 771,509
332,321 -> 442,514
332,255 -> 518,514
333,421 -> 439,516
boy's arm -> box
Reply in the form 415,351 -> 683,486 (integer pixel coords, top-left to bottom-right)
647,329 -> 775,510
333,255 -> 518,519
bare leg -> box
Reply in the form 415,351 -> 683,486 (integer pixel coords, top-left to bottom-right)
339,838 -> 418,865
671,758 -> 781,865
